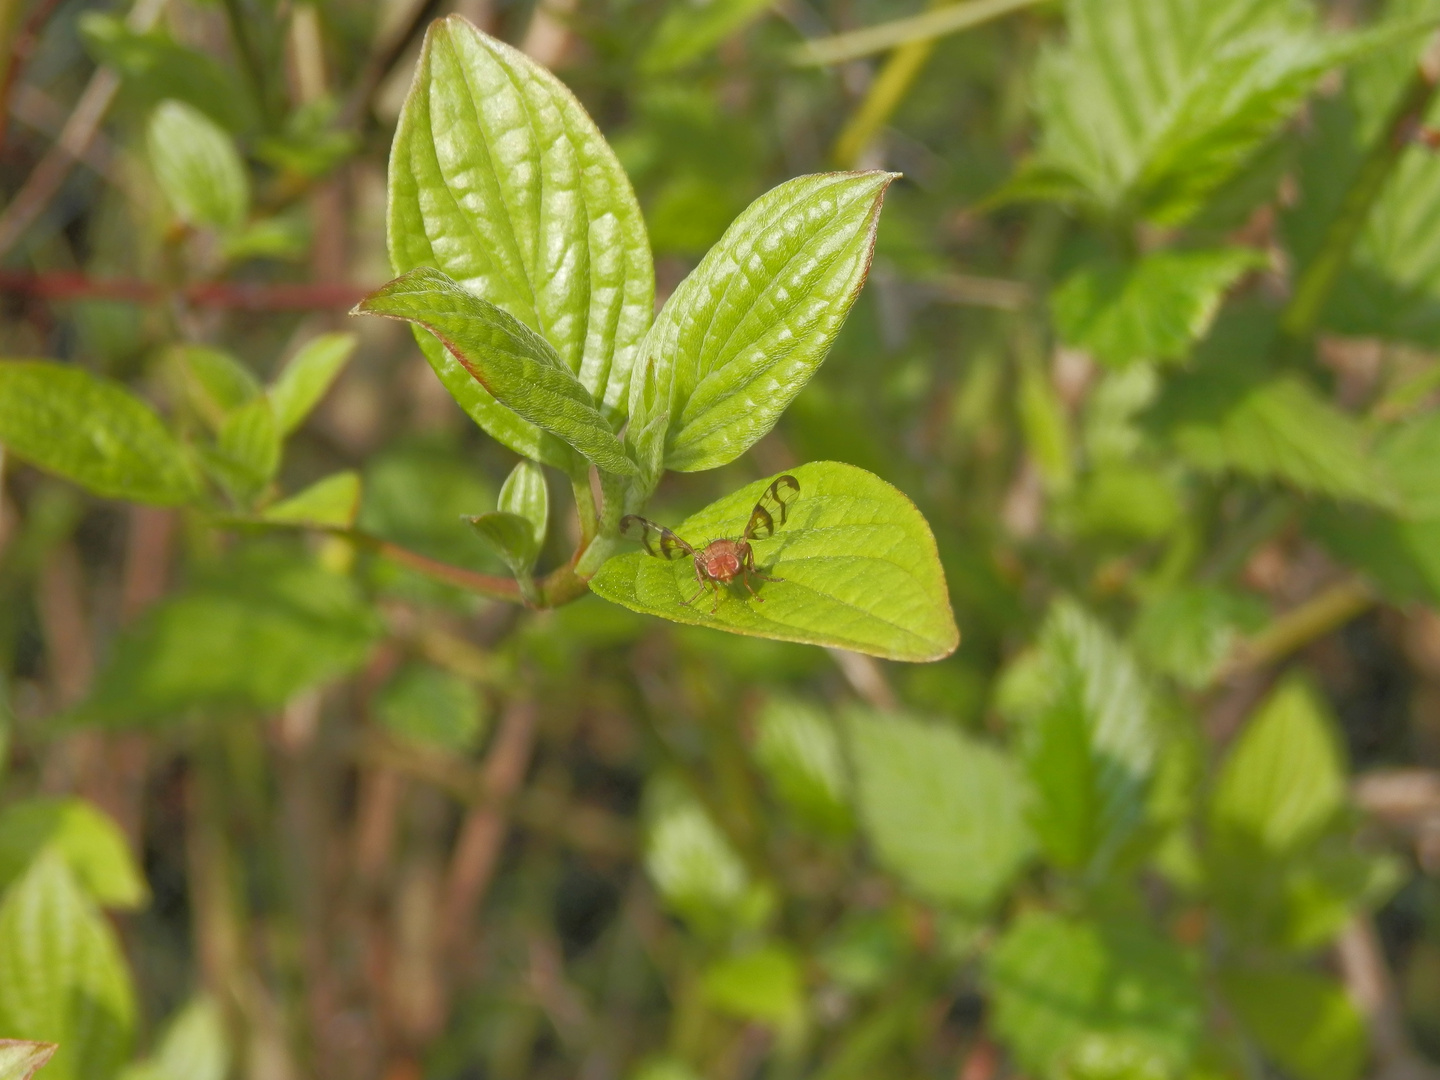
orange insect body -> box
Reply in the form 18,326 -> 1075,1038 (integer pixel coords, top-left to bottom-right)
697,539 -> 746,584
620,475 -> 800,615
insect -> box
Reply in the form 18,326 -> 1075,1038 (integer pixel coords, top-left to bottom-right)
620,475 -> 800,614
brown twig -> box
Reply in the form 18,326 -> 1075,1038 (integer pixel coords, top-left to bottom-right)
0,270 -> 375,311
437,697 -> 539,953
1336,918 -> 1440,1080
0,0 -> 71,149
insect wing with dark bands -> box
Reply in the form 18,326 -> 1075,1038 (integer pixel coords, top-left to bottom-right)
742,475 -> 800,541
620,515 -> 695,560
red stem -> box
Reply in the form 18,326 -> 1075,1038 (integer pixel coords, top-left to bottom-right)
0,271 -> 374,311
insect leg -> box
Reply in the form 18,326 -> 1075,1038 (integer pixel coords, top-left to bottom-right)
745,545 -> 782,585
681,584 -> 707,608
709,580 -> 723,615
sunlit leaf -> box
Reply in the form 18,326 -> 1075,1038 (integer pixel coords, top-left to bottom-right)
1051,248 -> 1263,367
1219,969 -> 1366,1080
997,600 -> 1159,874
0,361 -> 198,506
701,945 -> 804,1026
116,997 -> 228,1080
0,799 -> 147,910
262,472 -> 362,528
0,1041 -> 57,1080
752,696 -> 853,837
591,462 -> 958,662
269,333 -> 356,436
0,855 -> 135,1080
146,99 -> 248,230
846,709 -> 1031,908
626,173 -> 894,484
389,15 -> 652,461
988,911 -> 1203,1079
356,268 -> 636,476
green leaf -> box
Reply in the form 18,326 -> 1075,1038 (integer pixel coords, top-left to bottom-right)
0,361 -> 198,505
261,472 -> 362,528
642,0 -> 772,73
0,854 -> 135,1080
846,709 -> 1031,908
474,459 -> 550,580
388,15 -> 652,459
1149,365 -> 1395,505
643,776 -> 767,932
988,911 -> 1203,1080
1018,356 -> 1075,493
0,1041 -> 57,1080
355,268 -> 635,476
116,998 -> 227,1080
0,800 -> 147,910
591,462 -> 958,662
626,172 -> 894,482
374,663 -> 486,754
998,600 -> 1159,874
146,100 -> 248,230
1377,411 -> 1440,518
168,345 -> 260,428
1308,503 -> 1440,606
78,14 -> 254,133
1014,0 -> 1361,224
1210,677 -> 1347,855
1051,249 -> 1263,367
701,945 -> 804,1027
1131,585 -> 1268,689
213,397 -> 280,504
752,696 -> 853,837
269,332 -> 356,436
1219,968 -> 1366,1080
75,551 -> 381,724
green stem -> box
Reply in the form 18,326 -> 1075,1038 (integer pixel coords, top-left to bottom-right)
571,469 -> 598,549
1281,53 -> 1440,341
1226,576 -> 1377,677
791,0 -> 1048,66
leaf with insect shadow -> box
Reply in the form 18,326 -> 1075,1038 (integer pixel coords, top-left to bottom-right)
590,461 -> 958,662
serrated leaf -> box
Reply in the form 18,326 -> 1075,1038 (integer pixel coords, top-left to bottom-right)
1052,249 -> 1263,367
389,15 -> 652,459
146,100 -> 248,230
752,696 -> 853,837
1149,367 -> 1395,505
116,997 -> 227,1080
75,551 -> 381,724
626,172 -> 894,483
1211,677 -> 1347,855
0,800 -> 147,910
1131,585 -> 1268,689
0,854 -> 135,1080
998,600 -> 1158,874
356,268 -> 635,476
701,945 -> 804,1026
261,471 -> 361,528
269,333 -> 356,436
1219,969 -> 1366,1080
591,462 -> 958,662
0,361 -> 198,505
1013,0 -> 1364,224
375,663 -> 486,753
988,911 -> 1203,1080
0,1041 -> 57,1080
846,709 -> 1031,908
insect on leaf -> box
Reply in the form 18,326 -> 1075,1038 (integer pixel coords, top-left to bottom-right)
620,516 -> 695,559
744,475 -> 800,541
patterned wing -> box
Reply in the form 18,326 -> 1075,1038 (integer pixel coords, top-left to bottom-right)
742,475 -> 800,541
620,515 -> 695,559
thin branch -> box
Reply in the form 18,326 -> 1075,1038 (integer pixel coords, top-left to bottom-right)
438,698 -> 539,953
0,0 -> 69,149
0,271 -> 374,311
832,36 -> 934,168
791,0 -> 1048,66
1335,918 -> 1440,1080
0,0 -> 169,260
828,648 -> 900,710
1222,576 -> 1377,677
